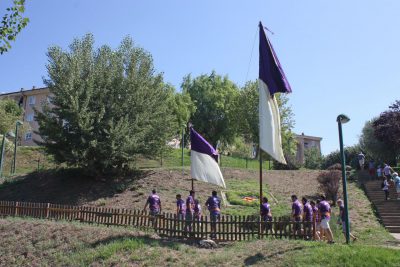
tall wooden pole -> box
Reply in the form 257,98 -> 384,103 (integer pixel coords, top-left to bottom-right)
259,146 -> 263,215
182,128 -> 184,175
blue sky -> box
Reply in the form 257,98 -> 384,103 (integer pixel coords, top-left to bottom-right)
1,0 -> 399,154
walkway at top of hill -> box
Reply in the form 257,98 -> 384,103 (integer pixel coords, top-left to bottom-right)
360,170 -> 400,234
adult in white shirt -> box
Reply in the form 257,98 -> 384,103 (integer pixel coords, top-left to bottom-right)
383,163 -> 394,179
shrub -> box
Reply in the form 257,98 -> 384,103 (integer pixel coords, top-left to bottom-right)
317,169 -> 341,204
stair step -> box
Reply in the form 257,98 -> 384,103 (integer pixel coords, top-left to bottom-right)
362,178 -> 400,233
384,226 -> 400,233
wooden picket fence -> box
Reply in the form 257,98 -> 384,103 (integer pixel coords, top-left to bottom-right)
0,200 -> 316,241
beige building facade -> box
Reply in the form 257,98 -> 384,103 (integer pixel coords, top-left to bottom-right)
295,133 -> 322,164
0,87 -> 50,146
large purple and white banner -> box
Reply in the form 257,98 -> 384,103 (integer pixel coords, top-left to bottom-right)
190,127 -> 226,188
259,21 -> 292,164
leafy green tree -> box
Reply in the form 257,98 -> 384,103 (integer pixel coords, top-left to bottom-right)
0,98 -> 23,133
236,80 -> 296,155
360,119 -> 396,164
304,147 -> 323,169
372,100 -> 400,164
37,34 -> 175,177
0,99 -> 25,153
1,0 -> 29,54
171,89 -> 195,130
182,71 -> 239,147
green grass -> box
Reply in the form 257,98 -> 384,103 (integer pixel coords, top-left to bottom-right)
139,148 -> 273,170
282,242 -> 400,267
67,238 -> 146,266
224,178 -> 290,217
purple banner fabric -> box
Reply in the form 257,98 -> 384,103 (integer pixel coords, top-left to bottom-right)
190,127 -> 219,162
259,21 -> 292,96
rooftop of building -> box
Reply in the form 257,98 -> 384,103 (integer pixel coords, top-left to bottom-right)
0,87 -> 49,97
295,133 -> 323,141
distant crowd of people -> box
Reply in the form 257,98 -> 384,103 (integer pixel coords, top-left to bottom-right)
357,152 -> 400,201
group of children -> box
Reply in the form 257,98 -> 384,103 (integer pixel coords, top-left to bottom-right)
144,189 -> 222,238
262,194 -> 356,243
144,189 -> 357,242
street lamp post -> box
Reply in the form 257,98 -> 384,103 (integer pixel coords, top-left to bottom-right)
337,114 -> 351,244
0,131 -> 15,178
11,120 -> 23,175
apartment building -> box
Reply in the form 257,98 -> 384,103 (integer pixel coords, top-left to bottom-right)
0,87 -> 50,146
295,133 -> 322,164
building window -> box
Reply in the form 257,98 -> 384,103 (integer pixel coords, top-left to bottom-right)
28,95 -> 36,105
25,132 -> 32,141
26,113 -> 34,122
46,96 -> 52,104
311,141 -> 316,147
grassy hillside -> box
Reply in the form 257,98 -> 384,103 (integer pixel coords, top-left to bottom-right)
0,147 -> 399,266
0,217 -> 399,267
1,147 -> 271,178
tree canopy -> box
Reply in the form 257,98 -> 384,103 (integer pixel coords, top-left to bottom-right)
360,119 -> 397,164
0,98 -> 23,134
0,0 -> 29,54
236,80 -> 296,155
37,34 -> 176,177
372,100 -> 400,162
182,71 -> 239,147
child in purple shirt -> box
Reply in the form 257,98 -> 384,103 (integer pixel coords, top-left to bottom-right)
301,197 -> 313,222
194,199 -> 202,219
143,189 -> 162,216
318,196 -> 334,244
261,197 -> 272,232
176,194 -> 186,216
185,190 -> 195,232
291,195 -> 302,235
205,191 -> 221,238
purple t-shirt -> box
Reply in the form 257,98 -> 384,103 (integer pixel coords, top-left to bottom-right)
318,200 -> 331,219
186,195 -> 195,214
292,200 -> 302,216
261,203 -> 271,217
176,199 -> 186,215
303,202 -> 313,221
146,194 -> 161,212
205,196 -> 221,215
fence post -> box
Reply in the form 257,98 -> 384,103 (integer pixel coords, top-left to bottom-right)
312,213 -> 316,240
14,201 -> 19,216
46,203 -> 50,219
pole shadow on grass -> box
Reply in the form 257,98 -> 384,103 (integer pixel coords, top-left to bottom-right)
0,168 -> 150,205
243,246 -> 304,266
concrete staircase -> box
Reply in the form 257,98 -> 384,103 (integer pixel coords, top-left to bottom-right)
363,175 -> 400,233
